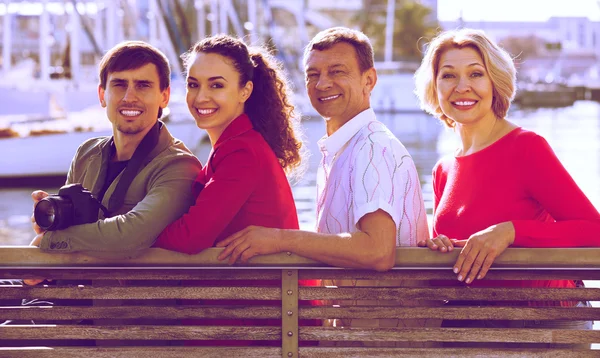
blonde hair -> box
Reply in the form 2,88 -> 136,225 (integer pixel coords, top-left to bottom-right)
414,28 -> 516,127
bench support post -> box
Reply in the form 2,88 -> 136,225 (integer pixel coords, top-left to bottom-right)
281,269 -> 298,358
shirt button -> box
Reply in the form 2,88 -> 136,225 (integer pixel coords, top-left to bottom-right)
60,242 -> 68,249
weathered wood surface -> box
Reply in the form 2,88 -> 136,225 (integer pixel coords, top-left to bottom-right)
1,347 -> 596,358
0,347 -> 281,358
2,305 -> 598,321
0,286 -> 280,300
298,327 -> 600,343
0,306 -> 281,320
5,286 -> 597,302
4,326 -> 598,344
299,348 -> 600,358
299,287 -> 600,301
2,247 -> 600,268
0,326 -> 280,340
3,268 -> 600,281
0,269 -> 281,280
298,306 -> 600,320
299,269 -> 600,281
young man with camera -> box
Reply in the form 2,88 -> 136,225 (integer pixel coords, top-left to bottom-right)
28,41 -> 201,260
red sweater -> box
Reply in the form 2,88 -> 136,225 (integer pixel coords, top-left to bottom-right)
433,128 -> 600,304
154,114 -> 299,253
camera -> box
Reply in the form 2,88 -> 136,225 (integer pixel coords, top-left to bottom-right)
34,184 -> 104,231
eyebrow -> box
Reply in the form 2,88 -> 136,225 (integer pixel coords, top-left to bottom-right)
187,76 -> 227,82
306,64 -> 347,73
110,78 -> 154,86
440,62 -> 484,69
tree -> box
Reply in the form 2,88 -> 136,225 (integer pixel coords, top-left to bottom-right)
355,0 -> 440,61
498,35 -> 546,63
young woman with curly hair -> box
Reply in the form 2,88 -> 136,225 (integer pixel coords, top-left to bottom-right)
154,35 -> 305,253
153,35 -> 318,347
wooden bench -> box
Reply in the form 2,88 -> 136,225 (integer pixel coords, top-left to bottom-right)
1,247 -> 599,357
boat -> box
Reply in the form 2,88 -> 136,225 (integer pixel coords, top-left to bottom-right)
0,105 -> 207,186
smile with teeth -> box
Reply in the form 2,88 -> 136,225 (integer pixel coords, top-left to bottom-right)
452,100 -> 477,106
319,94 -> 340,102
120,109 -> 142,117
197,108 -> 217,115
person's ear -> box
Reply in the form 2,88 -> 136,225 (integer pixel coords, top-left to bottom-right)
363,68 -> 377,95
98,85 -> 106,107
161,86 -> 171,108
240,81 -> 254,104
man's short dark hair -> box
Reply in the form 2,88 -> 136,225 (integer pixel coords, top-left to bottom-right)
303,27 -> 374,73
98,41 -> 170,91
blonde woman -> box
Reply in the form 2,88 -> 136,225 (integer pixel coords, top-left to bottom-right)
414,28 -> 600,347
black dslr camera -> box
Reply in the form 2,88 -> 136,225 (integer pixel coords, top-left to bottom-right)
34,184 -> 104,231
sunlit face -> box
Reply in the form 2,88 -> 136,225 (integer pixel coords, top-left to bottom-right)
99,63 -> 169,136
436,47 -> 496,126
186,52 -> 253,144
304,42 -> 376,134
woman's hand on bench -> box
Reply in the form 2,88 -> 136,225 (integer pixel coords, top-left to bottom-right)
452,222 -> 515,284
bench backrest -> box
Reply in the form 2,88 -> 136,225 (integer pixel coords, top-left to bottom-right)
1,247 -> 599,357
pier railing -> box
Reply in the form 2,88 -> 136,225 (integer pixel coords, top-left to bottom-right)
1,247 -> 599,357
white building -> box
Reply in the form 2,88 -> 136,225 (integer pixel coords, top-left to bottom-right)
441,17 -> 600,59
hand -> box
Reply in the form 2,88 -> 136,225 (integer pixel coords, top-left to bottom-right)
452,222 -> 515,284
31,190 -> 49,235
23,234 -> 46,286
216,226 -> 284,264
417,234 -> 454,253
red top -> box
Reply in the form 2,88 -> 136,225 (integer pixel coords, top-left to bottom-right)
433,128 -> 600,305
154,114 -> 299,253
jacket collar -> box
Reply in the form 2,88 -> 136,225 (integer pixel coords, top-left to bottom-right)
214,113 -> 253,149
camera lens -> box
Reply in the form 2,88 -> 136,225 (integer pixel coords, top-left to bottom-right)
34,198 -> 73,231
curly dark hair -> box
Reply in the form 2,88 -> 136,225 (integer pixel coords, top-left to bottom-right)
182,35 -> 304,176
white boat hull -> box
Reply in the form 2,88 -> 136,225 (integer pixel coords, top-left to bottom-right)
0,121 -> 206,179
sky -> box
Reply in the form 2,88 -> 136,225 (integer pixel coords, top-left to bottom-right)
437,0 -> 600,22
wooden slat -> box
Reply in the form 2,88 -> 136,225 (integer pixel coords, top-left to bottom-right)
2,247 -> 600,268
2,268 -> 600,281
4,286 -> 597,302
299,327 -> 600,343
0,326 -> 280,340
7,326 -> 597,344
2,305 -> 597,322
0,247 -> 322,268
0,347 -> 280,358
1,347 -> 596,358
0,269 -> 281,280
0,306 -> 281,320
299,287 -> 600,301
299,347 -> 599,358
298,269 -> 600,281
0,286 -> 280,300
298,306 -> 600,320
6,269 -> 600,282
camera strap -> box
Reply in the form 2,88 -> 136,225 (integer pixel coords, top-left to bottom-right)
106,121 -> 161,215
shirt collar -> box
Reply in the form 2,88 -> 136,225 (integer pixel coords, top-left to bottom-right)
214,113 -> 253,149
318,108 -> 375,155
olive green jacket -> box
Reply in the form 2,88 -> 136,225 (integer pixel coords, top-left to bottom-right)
39,123 -> 202,258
